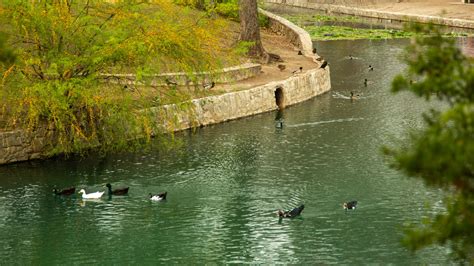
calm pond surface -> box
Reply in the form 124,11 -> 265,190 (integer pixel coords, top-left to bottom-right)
0,38 -> 457,264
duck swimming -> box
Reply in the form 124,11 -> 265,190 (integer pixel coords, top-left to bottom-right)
53,187 -> 75,196
149,192 -> 167,201
78,189 -> 105,199
277,204 -> 305,218
350,91 -> 360,100
105,183 -> 129,196
275,120 -> 283,129
343,201 -> 357,210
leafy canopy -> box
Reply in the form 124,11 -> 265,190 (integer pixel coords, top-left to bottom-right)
387,24 -> 474,263
0,32 -> 15,64
0,0 -> 237,155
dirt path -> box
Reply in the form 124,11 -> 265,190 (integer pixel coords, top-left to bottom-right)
217,28 -> 318,93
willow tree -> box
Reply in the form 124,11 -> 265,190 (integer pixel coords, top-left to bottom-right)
0,0 -> 236,155
0,33 -> 14,64
239,0 -> 266,58
386,24 -> 474,263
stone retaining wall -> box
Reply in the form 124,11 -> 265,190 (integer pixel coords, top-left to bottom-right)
0,9 -> 331,165
103,63 -> 262,86
157,67 -> 330,131
0,128 -> 52,164
264,0 -> 474,29
260,8 -> 314,56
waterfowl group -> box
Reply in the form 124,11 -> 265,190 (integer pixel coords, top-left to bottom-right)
55,186 -> 355,221
54,183 -> 168,202
276,200 -> 358,220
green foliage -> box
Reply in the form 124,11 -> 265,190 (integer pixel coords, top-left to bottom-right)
175,0 -> 268,27
304,25 -> 413,40
258,13 -> 270,28
216,2 -> 239,21
284,13 -> 361,23
386,24 -> 474,263
234,41 -> 253,56
283,14 -> 416,40
285,14 -> 471,41
0,32 -> 15,64
0,0 -> 236,155
392,24 -> 474,104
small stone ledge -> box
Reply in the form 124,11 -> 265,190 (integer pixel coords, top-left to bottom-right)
101,63 -> 262,86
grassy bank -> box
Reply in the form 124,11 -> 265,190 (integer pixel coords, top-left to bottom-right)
282,14 -> 470,40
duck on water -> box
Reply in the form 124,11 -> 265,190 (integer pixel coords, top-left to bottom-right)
78,189 -> 105,199
343,201 -> 357,210
53,187 -> 75,196
105,183 -> 129,196
277,204 -> 305,218
149,192 -> 167,201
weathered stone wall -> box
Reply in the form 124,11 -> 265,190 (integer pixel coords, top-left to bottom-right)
260,8 -> 314,56
0,128 -> 52,164
157,67 -> 330,131
0,9 -> 331,165
264,0 -> 474,29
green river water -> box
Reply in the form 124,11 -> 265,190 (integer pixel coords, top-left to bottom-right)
0,38 -> 460,264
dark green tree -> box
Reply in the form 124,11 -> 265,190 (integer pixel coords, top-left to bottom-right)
386,24 -> 474,263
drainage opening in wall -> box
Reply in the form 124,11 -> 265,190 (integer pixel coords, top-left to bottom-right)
275,87 -> 284,109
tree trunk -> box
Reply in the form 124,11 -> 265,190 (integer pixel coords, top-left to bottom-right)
239,0 -> 266,58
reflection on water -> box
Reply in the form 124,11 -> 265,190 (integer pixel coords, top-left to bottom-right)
0,38 -> 460,264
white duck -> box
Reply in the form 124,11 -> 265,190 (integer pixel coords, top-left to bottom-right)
78,189 -> 105,199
